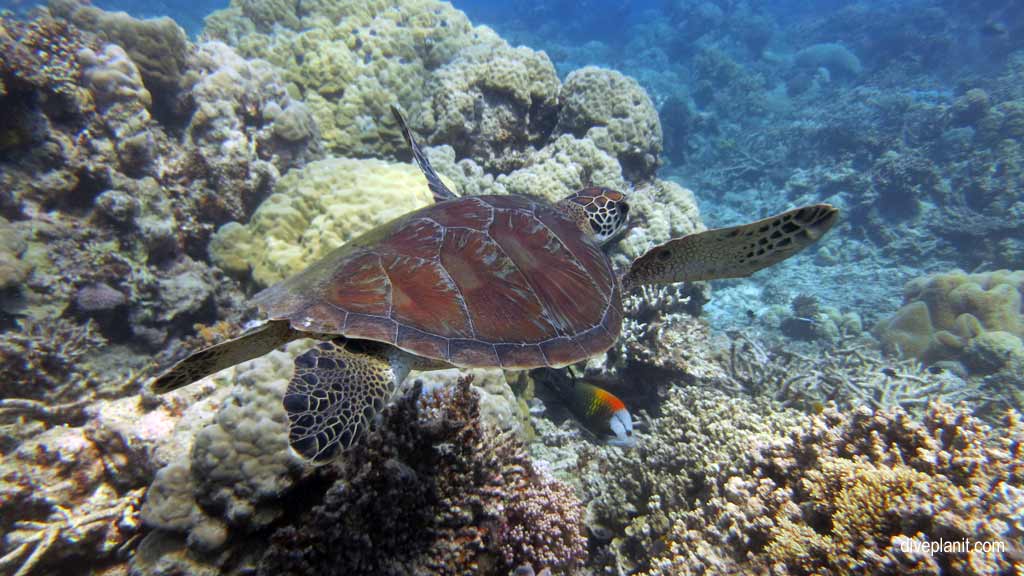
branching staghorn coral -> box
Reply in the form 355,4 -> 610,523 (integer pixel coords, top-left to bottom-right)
723,331 -> 989,414
0,317 -> 105,404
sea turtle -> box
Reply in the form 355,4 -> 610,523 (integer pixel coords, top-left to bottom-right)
153,106 -> 838,462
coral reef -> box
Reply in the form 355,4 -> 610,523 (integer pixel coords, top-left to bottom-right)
0,6 -> 321,355
0,317 -> 105,403
260,376 -> 586,575
421,41 -> 560,173
493,134 -> 627,204
722,331 -> 985,415
49,0 -> 191,118
645,402 -> 1024,576
204,0 -> 485,157
141,346 -> 302,554
537,385 -> 804,575
0,381 -> 177,576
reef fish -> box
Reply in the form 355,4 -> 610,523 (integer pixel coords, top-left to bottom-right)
529,367 -> 637,447
560,378 -> 637,448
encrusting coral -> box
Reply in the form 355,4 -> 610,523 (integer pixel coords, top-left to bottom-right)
260,376 -> 587,575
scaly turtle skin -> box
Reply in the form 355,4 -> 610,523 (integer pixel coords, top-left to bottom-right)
152,106 -> 838,462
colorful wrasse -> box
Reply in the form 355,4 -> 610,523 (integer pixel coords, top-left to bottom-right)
563,380 -> 636,448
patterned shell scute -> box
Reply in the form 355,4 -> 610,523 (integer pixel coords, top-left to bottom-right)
252,195 -> 621,368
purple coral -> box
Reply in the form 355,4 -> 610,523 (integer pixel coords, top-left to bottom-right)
74,282 -> 127,313
260,376 -> 587,575
497,463 -> 587,572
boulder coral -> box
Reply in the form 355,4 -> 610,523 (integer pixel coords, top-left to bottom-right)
873,269 -> 1024,375
139,346 -> 304,561
420,41 -> 561,173
556,66 -> 664,181
0,7 -> 319,350
209,156 -> 438,286
48,0 -> 191,118
205,0 -> 485,157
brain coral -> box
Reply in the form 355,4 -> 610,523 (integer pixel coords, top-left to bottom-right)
209,156 -> 437,286
556,66 -> 664,181
873,269 -> 1024,374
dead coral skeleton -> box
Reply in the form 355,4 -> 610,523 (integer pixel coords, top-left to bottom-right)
0,317 -> 105,402
0,488 -> 144,576
724,331 -> 989,413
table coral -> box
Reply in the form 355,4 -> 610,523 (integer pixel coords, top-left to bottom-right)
209,156 -> 437,286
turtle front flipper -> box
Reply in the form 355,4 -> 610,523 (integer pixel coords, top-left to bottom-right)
152,320 -> 301,394
390,104 -> 459,203
284,340 -> 409,463
622,204 -> 838,291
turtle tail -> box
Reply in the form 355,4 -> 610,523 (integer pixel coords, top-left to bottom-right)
622,204 -> 838,291
151,320 -> 302,394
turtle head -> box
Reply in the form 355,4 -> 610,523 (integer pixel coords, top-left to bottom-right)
557,187 -> 630,246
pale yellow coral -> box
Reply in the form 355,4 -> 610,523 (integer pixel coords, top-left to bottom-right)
618,180 -> 705,262
556,66 -> 663,180
206,0 -> 484,157
209,157 -> 439,286
874,269 -> 1024,372
421,39 -> 560,172
494,134 -> 627,204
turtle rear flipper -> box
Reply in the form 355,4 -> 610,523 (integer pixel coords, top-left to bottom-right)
284,340 -> 409,463
152,320 -> 301,393
623,204 -> 838,291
